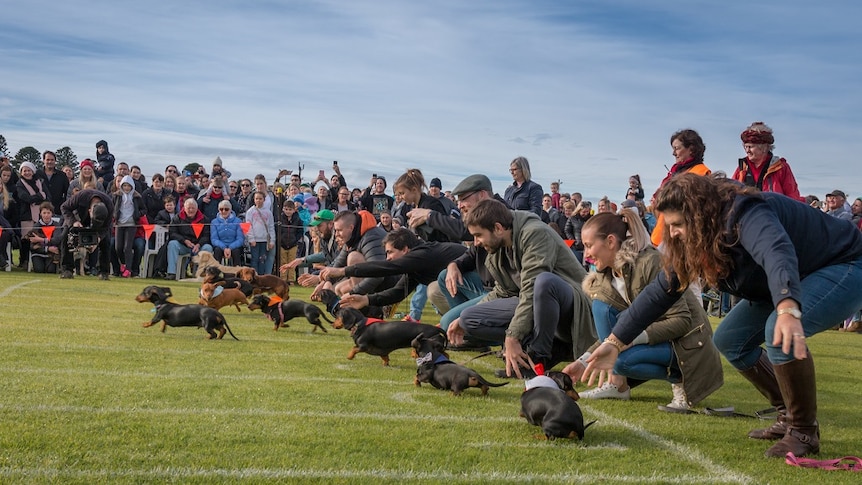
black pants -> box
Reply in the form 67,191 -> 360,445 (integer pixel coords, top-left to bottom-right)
61,227 -> 110,275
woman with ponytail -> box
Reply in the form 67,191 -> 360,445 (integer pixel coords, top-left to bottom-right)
567,208 -> 723,412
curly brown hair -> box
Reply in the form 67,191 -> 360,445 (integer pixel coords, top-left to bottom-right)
654,173 -> 758,289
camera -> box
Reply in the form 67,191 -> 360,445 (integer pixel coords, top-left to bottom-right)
67,227 -> 100,249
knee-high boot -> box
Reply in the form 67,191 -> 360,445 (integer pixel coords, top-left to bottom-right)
738,350 -> 786,440
765,354 -> 820,458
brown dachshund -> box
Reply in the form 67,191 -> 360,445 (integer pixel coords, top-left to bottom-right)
235,267 -> 290,300
199,281 -> 249,312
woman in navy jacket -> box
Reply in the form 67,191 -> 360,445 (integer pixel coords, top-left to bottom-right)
583,173 -> 862,459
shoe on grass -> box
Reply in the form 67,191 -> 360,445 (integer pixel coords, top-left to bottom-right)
99,273 -> 110,281
580,382 -> 631,400
657,383 -> 696,414
59,270 -> 74,279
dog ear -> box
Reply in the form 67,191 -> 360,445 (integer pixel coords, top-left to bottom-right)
411,335 -> 423,349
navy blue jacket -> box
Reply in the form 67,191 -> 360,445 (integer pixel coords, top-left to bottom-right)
614,192 -> 862,344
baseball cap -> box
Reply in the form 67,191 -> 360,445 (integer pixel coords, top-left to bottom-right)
310,209 -> 335,226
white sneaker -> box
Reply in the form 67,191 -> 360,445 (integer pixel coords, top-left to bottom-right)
580,382 -> 631,400
658,383 -> 693,413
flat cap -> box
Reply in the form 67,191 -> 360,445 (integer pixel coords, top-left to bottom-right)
451,174 -> 492,196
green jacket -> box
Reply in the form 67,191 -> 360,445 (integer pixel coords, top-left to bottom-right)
583,245 -> 723,405
482,211 -> 597,357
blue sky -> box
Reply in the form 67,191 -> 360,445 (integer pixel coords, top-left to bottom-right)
2,0 -> 860,202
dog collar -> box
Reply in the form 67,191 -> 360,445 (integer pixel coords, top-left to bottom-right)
364,317 -> 385,326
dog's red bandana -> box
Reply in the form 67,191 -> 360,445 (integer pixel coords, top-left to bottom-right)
364,317 -> 386,326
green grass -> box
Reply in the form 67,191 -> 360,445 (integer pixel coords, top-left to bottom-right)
1,269 -> 862,484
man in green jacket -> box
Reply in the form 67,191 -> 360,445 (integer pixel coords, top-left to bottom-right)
447,199 -> 597,378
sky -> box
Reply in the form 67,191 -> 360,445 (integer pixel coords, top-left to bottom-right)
2,0 -> 861,202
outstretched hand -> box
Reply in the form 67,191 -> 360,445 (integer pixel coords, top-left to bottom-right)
581,342 -> 619,388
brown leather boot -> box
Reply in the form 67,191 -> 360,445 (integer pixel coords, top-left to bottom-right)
765,354 -> 820,458
738,350 -> 786,440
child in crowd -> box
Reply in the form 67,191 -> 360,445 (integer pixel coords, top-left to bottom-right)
155,196 -> 176,226
27,201 -> 63,273
626,174 -> 644,201
245,191 -> 276,275
278,200 -> 304,284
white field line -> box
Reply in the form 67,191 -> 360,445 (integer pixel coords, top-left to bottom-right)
0,465 -> 748,483
579,404 -> 752,484
0,279 -> 40,298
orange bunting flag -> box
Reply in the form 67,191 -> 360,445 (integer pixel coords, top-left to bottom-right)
240,222 -> 251,235
564,239 -> 576,248
0,227 -> 3,238
192,223 -> 204,238
143,224 -> 155,240
41,226 -> 55,240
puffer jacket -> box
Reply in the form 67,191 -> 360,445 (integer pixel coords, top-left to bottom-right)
331,210 -> 389,295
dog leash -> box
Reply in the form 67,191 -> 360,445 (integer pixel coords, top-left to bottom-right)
785,452 -> 862,471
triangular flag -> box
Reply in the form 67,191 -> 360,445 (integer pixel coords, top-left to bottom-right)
563,239 -> 575,248
0,227 -> 3,238
192,223 -> 204,238
41,226 -> 55,240
143,224 -> 155,240
240,222 -> 251,235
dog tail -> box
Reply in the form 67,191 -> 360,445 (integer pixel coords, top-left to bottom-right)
221,317 -> 239,341
319,311 -> 334,324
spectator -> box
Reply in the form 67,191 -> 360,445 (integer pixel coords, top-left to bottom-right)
650,129 -> 712,247
162,175 -> 178,202
165,198 -> 212,279
429,177 -> 459,218
211,156 -> 232,180
142,173 -> 169,222
1,156 -> 19,192
332,186 -> 356,213
733,121 -> 804,202
234,178 -> 254,216
582,173 -> 862,458
395,168 -> 452,243
36,150 -> 69,213
59,189 -> 114,279
825,189 -> 853,221
16,161 -> 48,270
61,166 -> 74,183
174,176 -> 197,205
503,156 -> 543,216
112,176 -> 146,278
549,181 -> 561,209
572,209 -> 723,412
154,195 -> 177,226
27,201 -> 63,273
130,165 -> 148,194
198,178 -> 240,222
564,200 -> 591,262
210,199 -> 245,266
95,140 -> 116,188
448,199 -> 597,378
626,174 -> 644,201
852,196 -> 862,229
67,159 -> 105,197
378,210 -> 394,232
245,191 -> 276,275
360,175 -> 394,222
245,174 -> 279,220
278,199 -> 304,284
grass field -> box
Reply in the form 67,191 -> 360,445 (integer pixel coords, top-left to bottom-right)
1,270 -> 861,484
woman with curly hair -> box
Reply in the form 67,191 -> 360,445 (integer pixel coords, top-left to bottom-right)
583,173 -> 862,458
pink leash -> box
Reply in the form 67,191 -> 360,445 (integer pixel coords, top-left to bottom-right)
785,452 -> 862,471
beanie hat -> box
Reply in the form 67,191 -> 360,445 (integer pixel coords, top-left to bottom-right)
80,159 -> 95,170
740,121 -> 775,145
20,161 -> 37,174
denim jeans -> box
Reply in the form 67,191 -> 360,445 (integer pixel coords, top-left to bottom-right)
409,283 -> 428,321
592,300 -> 680,383
167,240 -> 213,274
437,269 -> 488,329
713,256 -> 862,368
249,242 -> 275,275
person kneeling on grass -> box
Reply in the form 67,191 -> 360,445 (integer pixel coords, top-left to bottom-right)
563,209 -> 723,413
318,228 -> 466,320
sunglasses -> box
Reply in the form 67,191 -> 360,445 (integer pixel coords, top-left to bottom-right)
241,183 -> 251,187
219,208 -> 231,212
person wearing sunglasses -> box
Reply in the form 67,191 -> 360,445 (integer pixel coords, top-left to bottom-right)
210,199 -> 244,266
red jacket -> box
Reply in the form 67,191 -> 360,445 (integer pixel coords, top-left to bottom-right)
732,155 -> 804,202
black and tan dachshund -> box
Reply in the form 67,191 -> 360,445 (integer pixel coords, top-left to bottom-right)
314,288 -> 385,319
332,307 -> 447,366
135,285 -> 238,340
413,351 -> 508,396
519,372 -> 595,440
247,294 -> 332,333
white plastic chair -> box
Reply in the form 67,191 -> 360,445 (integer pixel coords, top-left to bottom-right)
140,225 -> 169,278
4,241 -> 10,272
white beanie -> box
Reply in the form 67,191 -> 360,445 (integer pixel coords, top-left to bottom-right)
20,161 -> 37,174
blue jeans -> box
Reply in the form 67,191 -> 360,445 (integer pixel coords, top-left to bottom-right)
409,284 -> 427,321
714,256 -> 862,368
167,240 -> 213,274
592,300 -> 680,383
436,269 -> 488,330
249,242 -> 275,275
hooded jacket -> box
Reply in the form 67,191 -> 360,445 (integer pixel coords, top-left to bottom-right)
733,154 -> 804,202
330,211 -> 390,295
